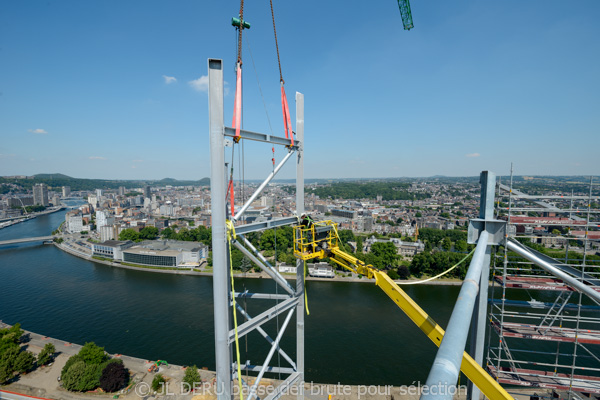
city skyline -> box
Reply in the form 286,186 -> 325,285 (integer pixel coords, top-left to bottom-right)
1,1 -> 599,180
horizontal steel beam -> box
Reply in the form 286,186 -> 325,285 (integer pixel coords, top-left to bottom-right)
224,126 -> 299,148
239,364 -> 296,375
234,217 -> 298,235
234,291 -> 292,300
228,296 -> 299,343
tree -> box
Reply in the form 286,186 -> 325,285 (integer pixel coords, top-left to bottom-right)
99,361 -> 129,392
397,265 -> 410,280
78,342 -> 107,365
37,343 -> 56,366
371,242 -> 398,267
152,373 -> 166,392
424,240 -> 432,252
182,365 -> 201,389
356,236 -> 363,253
415,212 -> 422,218
455,240 -> 468,252
442,237 -> 452,252
13,350 -> 35,373
0,346 -> 20,383
387,269 -> 400,280
161,227 -> 177,240
118,228 -> 140,242
139,226 -> 159,240
61,360 -> 87,391
338,229 -> 355,245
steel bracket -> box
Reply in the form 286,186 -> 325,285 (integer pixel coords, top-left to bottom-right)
468,219 -> 506,245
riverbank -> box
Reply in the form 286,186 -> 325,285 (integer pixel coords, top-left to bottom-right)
0,207 -> 64,230
0,322 -> 540,400
54,240 -> 473,286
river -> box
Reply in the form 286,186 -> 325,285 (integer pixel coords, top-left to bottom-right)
1,208 -> 597,385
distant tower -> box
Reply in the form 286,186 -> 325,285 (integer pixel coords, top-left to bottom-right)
377,194 -> 383,203
62,186 -> 71,198
33,183 -> 49,206
143,185 -> 151,199
118,186 -> 125,196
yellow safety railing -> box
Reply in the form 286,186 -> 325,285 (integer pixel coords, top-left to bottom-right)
293,220 -> 338,261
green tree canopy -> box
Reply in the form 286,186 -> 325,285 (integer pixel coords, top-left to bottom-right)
118,228 -> 140,242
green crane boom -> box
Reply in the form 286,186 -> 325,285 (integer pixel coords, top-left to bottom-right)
397,0 -> 414,30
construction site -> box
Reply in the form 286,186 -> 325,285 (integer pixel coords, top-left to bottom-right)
205,1 -> 600,400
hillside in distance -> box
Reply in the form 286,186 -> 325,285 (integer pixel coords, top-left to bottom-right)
0,173 -> 210,192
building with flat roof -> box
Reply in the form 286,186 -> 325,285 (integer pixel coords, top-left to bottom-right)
120,240 -> 207,268
92,240 -> 134,260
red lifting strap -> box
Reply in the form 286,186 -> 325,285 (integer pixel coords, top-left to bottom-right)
280,84 -> 294,145
232,64 -> 242,139
227,179 -> 235,216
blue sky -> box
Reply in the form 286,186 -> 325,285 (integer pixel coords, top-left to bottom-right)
1,1 -> 599,180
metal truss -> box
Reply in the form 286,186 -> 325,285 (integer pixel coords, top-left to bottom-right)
208,58 -> 305,400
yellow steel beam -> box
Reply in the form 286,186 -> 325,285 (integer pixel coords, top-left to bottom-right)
296,222 -> 513,400
371,269 -> 514,400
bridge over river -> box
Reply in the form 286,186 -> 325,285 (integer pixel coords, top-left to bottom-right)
0,236 -> 55,246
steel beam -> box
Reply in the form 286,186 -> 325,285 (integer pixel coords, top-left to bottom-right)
422,231 -> 489,400
232,150 -> 295,222
506,239 -> 600,303
228,296 -> 299,343
232,239 -> 295,295
237,235 -> 295,293
234,303 -> 297,370
208,58 -> 232,400
247,308 -> 295,400
224,126 -> 300,148
235,291 -> 291,300
295,92 -> 305,400
239,365 -> 296,375
468,171 -> 495,400
233,217 -> 298,235
264,372 -> 302,400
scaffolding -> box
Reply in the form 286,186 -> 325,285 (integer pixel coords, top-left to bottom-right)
487,172 -> 600,398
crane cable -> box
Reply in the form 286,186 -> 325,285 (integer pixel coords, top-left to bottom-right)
269,0 -> 294,145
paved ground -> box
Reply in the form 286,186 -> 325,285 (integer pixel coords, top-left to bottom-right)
1,329 -> 547,400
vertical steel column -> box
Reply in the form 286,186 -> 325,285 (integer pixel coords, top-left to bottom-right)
208,58 -> 232,400
295,92 -> 305,399
468,171 -> 495,400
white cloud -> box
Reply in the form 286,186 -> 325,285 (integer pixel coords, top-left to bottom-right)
466,153 -> 480,158
163,75 -> 177,84
188,75 -> 209,92
89,156 -> 106,160
29,128 -> 48,134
